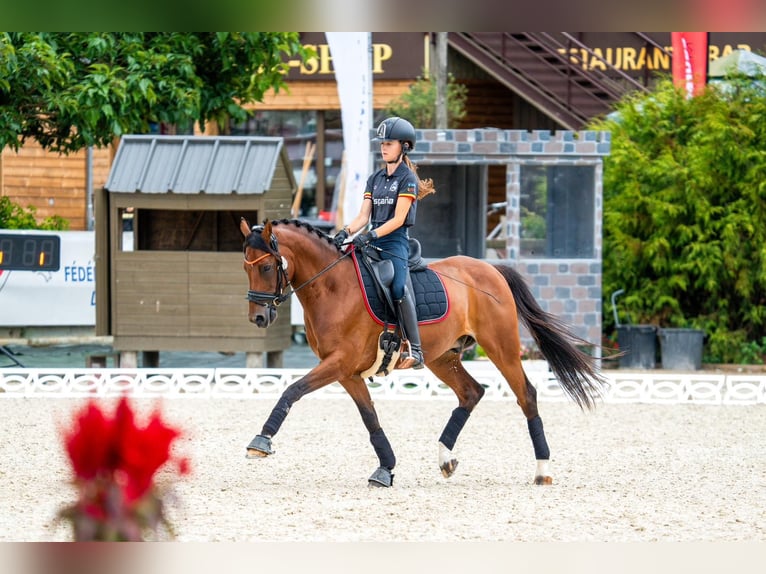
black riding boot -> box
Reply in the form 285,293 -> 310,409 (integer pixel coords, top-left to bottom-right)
395,294 -> 424,369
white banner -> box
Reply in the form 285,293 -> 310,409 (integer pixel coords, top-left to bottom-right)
0,231 -> 95,326
325,32 -> 372,227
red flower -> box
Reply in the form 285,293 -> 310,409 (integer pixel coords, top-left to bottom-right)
60,396 -> 188,541
64,401 -> 114,480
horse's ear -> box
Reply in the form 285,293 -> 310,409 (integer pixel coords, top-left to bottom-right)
240,218 -> 251,238
261,220 -> 273,244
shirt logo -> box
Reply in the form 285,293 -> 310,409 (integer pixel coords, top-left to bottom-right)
389,181 -> 398,193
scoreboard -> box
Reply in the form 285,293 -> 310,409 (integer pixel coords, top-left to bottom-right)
0,230 -> 94,327
0,233 -> 61,271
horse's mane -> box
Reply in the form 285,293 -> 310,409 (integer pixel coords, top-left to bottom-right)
244,218 -> 340,252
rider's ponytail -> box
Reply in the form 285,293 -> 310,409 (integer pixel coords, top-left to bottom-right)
404,155 -> 436,200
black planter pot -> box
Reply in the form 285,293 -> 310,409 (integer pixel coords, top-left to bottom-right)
616,325 -> 657,369
659,328 -> 705,370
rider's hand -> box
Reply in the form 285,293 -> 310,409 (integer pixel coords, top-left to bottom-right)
333,229 -> 349,249
352,230 -> 377,249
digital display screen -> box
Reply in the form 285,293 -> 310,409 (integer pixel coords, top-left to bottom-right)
0,233 -> 61,271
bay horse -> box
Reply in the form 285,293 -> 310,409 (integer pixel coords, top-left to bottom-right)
240,217 -> 606,487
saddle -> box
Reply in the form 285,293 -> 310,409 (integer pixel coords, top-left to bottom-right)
353,238 -> 448,325
351,239 -> 449,378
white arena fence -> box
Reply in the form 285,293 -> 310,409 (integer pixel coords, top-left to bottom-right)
1,361 -> 764,405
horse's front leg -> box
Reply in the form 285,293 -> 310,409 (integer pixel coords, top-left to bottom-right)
245,360 -> 339,459
340,374 -> 396,488
427,351 -> 486,478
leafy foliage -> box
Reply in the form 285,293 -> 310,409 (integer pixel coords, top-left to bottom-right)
384,69 -> 468,128
591,77 -> 766,363
0,196 -> 68,230
0,32 -> 310,154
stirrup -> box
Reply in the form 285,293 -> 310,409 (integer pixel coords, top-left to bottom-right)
400,341 -> 424,369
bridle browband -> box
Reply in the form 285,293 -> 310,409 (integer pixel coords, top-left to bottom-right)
244,228 -> 352,308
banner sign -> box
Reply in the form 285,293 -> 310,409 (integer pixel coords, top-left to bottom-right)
672,32 -> 709,97
0,230 -> 95,326
325,32 -> 372,227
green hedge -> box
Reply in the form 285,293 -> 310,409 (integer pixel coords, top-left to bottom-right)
591,77 -> 766,363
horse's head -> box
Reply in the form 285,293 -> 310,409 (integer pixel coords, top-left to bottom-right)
240,218 -> 288,328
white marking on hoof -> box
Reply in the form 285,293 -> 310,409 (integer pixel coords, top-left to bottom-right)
534,459 -> 553,485
438,441 -> 459,478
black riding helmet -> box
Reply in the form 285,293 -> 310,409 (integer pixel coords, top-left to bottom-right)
373,117 -> 416,153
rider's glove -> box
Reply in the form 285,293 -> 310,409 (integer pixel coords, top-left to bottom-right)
352,230 -> 377,249
333,229 -> 349,249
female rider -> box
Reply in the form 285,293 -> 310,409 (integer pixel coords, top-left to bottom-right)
333,116 -> 435,369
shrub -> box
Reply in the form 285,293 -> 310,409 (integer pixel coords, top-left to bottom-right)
591,76 -> 766,364
0,196 -> 68,230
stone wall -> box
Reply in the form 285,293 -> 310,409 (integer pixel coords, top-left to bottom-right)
406,129 -> 611,352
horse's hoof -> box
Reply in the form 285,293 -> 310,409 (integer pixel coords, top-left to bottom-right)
368,466 -> 394,487
440,458 -> 459,478
245,434 -> 273,458
534,475 -> 553,485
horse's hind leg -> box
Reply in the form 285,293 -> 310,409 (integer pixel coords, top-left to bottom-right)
427,350 -> 486,478
340,374 -> 397,487
520,374 -> 553,485
480,344 -> 553,485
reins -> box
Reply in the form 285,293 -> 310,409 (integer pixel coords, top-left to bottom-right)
289,248 -> 354,297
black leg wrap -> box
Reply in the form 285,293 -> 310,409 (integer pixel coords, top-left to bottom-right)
369,428 -> 396,470
438,406 -> 471,451
527,415 -> 550,460
261,395 -> 293,438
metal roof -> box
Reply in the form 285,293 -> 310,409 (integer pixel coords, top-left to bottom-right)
104,135 -> 286,194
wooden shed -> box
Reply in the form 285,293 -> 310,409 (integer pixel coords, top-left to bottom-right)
95,135 -> 295,367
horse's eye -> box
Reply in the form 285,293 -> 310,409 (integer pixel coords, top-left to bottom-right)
263,264 -> 273,273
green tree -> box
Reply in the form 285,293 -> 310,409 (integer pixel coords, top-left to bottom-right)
383,69 -> 467,128
0,196 -> 68,230
591,76 -> 766,362
0,32 -> 311,154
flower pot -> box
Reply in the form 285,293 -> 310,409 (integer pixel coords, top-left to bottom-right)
658,328 -> 704,370
616,325 -> 657,369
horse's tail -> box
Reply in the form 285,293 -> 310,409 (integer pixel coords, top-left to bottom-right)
494,264 -> 606,410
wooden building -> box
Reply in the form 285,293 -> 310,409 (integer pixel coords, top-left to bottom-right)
95,135 -> 295,367
0,143 -> 112,231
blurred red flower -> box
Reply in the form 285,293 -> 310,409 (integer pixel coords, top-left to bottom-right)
59,396 -> 189,541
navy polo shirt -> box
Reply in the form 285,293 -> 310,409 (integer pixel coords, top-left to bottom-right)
364,162 -> 418,227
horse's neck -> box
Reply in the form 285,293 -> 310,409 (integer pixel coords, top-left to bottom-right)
279,230 -> 346,288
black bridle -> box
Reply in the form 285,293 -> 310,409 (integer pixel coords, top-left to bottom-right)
244,248 -> 291,307
244,231 -> 353,308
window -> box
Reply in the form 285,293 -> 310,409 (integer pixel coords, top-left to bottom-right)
520,164 -> 595,258
230,111 -> 344,217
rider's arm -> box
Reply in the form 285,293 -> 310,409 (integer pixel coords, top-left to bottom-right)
345,198 -> 373,235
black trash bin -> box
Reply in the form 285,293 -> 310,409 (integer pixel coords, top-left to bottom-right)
659,328 -> 704,370
616,325 -> 657,369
